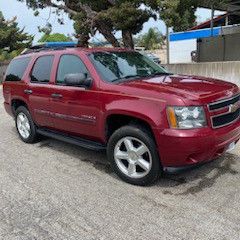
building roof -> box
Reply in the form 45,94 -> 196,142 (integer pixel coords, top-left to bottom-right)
170,1 -> 240,42
200,0 -> 240,13
189,14 -> 227,30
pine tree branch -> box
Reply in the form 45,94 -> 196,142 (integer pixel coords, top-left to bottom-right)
5,16 -> 17,25
45,1 -> 78,16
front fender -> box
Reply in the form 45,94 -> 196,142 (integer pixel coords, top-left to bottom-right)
99,95 -> 168,142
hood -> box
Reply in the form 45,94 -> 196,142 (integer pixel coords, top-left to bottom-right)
119,74 -> 239,103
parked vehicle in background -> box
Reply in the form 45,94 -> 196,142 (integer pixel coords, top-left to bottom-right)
2,43 -> 240,185
135,47 -> 161,64
191,50 -> 197,62
140,51 -> 161,64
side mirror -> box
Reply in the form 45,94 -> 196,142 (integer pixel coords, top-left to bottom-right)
64,73 -> 92,88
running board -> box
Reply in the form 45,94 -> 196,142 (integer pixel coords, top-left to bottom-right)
37,129 -> 106,151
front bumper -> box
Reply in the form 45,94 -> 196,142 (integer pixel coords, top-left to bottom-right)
153,120 -> 240,168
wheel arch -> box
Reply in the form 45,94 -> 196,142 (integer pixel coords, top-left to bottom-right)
11,98 -> 29,116
105,112 -> 157,144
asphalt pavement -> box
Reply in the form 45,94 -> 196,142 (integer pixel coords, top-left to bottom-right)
0,86 -> 240,240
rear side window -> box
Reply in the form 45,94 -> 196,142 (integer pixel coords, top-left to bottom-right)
56,55 -> 89,84
31,55 -> 54,83
5,57 -> 31,81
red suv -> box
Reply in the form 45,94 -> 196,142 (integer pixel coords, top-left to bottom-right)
3,43 -> 240,185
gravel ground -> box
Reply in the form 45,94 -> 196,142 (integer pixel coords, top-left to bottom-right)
0,86 -> 240,240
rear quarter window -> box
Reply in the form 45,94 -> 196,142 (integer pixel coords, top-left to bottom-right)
5,57 -> 31,82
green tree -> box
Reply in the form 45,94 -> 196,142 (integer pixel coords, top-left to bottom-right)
17,0 -> 228,48
137,28 -> 164,50
0,11 -> 32,60
38,33 -> 72,42
17,0 -> 158,49
158,0 -> 198,31
159,0 -> 228,31
0,11 -> 32,51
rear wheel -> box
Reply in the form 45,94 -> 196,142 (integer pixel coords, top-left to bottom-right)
107,125 -> 162,186
15,106 -> 38,143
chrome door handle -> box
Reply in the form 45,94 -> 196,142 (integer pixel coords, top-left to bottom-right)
51,93 -> 63,99
24,89 -> 32,95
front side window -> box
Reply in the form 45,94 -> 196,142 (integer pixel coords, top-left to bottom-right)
56,54 -> 89,84
5,57 -> 31,82
31,55 -> 54,83
89,51 -> 168,83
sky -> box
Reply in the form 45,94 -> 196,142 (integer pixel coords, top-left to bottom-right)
0,0 -> 224,43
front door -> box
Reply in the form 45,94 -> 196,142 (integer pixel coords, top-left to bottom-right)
49,54 -> 102,141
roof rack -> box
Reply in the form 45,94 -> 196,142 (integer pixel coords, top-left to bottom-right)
21,42 -> 78,55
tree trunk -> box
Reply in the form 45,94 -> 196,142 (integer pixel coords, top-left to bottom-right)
122,30 -> 134,49
47,2 -> 120,48
77,33 -> 90,48
97,21 -> 120,48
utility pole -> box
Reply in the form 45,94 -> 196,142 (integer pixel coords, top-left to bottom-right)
166,26 -> 170,64
210,4 -> 214,36
225,13 -> 229,26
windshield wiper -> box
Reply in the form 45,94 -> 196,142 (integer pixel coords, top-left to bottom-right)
137,72 -> 172,79
111,72 -> 171,83
149,72 -> 171,76
111,75 -> 142,82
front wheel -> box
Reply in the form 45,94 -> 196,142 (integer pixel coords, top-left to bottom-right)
107,125 -> 162,186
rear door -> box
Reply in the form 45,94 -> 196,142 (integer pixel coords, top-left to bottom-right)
26,55 -> 56,128
3,57 -> 31,115
49,53 -> 102,140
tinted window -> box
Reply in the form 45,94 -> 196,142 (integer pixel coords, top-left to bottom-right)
5,57 -> 31,81
57,55 -> 89,84
31,56 -> 54,83
89,51 -> 168,83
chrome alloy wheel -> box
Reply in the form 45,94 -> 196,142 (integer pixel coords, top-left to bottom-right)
17,112 -> 31,139
114,137 -> 152,178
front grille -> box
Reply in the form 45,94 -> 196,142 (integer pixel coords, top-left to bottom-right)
208,94 -> 240,128
212,109 -> 239,128
208,94 -> 240,111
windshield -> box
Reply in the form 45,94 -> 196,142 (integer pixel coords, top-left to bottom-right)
89,51 -> 168,83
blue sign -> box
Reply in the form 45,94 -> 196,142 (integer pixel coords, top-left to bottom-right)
170,27 -> 222,41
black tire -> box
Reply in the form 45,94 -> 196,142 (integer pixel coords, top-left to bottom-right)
15,106 -> 38,143
107,125 -> 162,186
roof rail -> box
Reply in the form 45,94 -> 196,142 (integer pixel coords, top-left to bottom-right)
21,42 -> 78,55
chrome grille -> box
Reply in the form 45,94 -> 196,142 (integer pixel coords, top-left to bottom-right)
208,94 -> 240,129
208,94 -> 240,111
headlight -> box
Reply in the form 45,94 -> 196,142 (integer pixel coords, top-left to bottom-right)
167,106 -> 207,129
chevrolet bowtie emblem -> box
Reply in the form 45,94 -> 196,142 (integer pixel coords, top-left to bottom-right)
229,102 -> 239,113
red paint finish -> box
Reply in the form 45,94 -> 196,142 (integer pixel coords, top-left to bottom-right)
2,48 -> 240,168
